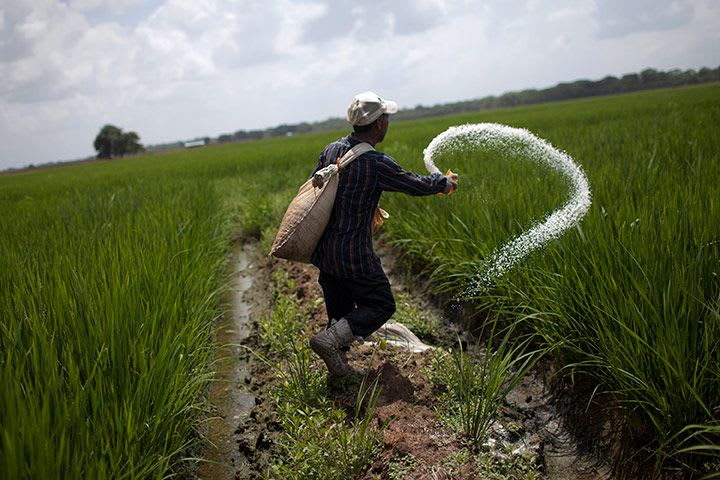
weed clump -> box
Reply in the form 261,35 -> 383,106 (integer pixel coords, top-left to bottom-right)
429,321 -> 542,448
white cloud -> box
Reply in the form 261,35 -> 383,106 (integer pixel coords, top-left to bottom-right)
69,0 -> 144,14
594,0 -> 695,38
0,0 -> 718,170
551,34 -> 569,50
274,1 -> 324,55
547,5 -> 592,22
297,0 -> 452,44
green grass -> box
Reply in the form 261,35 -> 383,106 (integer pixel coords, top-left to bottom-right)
1,83 -> 718,477
0,176 -> 225,478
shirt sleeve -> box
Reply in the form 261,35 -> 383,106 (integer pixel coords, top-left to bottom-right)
377,154 -> 447,196
308,151 -> 326,180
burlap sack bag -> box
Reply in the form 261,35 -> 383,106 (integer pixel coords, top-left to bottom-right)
270,143 -> 373,263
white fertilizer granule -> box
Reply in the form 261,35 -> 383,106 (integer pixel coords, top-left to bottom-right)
423,123 -> 592,297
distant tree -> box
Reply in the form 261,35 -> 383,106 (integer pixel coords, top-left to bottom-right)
93,125 -> 143,159
620,73 -> 641,91
122,131 -> 144,156
597,76 -> 619,94
295,122 -> 313,134
640,68 -> 661,86
94,124 -> 122,159
697,67 -> 715,82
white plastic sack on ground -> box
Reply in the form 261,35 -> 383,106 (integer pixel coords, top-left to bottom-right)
370,322 -> 432,353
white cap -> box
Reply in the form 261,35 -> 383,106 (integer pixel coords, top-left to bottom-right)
346,91 -> 398,126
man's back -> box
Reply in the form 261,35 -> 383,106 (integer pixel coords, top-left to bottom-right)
311,135 -> 381,278
311,135 -> 447,279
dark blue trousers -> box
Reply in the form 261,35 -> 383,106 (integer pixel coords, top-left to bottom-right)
318,269 -> 396,338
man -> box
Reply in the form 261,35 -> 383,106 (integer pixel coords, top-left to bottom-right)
309,91 -> 458,379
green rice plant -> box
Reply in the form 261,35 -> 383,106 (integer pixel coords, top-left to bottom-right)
0,175 -> 229,478
268,378 -> 383,480
505,143 -> 720,471
431,321 -> 543,447
381,83 -> 720,474
662,423 -> 720,479
0,128 -> 344,478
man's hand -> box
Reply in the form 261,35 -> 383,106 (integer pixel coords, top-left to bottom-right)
443,171 -> 459,195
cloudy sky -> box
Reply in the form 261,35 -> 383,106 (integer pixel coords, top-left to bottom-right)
1,0 -> 718,170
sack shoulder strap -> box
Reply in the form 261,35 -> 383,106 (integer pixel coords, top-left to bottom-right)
337,142 -> 374,169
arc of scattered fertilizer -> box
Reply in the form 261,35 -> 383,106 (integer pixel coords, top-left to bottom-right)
423,123 -> 592,298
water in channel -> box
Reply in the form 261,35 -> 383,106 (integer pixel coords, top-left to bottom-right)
199,245 -> 255,480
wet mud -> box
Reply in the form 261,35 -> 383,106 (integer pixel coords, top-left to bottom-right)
198,245 -> 256,480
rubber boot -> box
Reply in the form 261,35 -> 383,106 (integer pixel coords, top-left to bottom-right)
310,318 -> 361,378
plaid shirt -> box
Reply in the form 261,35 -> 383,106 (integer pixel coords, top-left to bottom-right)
310,135 -> 447,279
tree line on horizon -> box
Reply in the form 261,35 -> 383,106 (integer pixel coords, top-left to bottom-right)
392,65 -> 720,121
218,65 -> 720,143
139,65 -> 720,153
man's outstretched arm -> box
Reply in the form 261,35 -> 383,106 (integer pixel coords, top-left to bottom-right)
377,155 -> 456,195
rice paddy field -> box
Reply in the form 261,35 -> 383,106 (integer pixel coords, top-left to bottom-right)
1,82 -> 718,478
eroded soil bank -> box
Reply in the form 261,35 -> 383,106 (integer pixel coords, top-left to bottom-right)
199,241 -> 614,479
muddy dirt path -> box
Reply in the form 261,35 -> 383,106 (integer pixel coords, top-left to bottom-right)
199,241 -> 613,479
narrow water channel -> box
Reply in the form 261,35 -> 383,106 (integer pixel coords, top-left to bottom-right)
199,245 -> 255,480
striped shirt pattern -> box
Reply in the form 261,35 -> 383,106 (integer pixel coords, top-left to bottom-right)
310,135 -> 447,279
